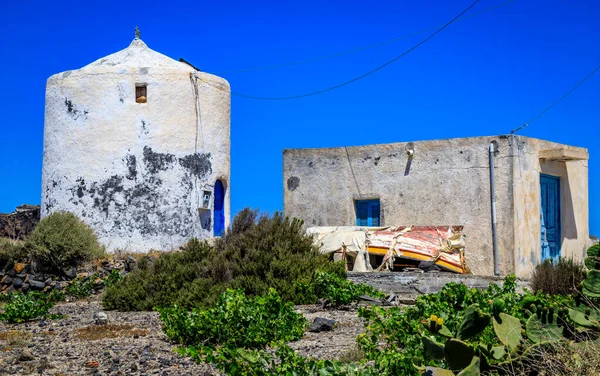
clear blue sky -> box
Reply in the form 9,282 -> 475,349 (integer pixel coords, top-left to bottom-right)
0,0 -> 598,235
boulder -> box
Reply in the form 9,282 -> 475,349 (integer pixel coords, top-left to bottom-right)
1,275 -> 14,285
29,280 -> 46,290
12,277 -> 23,288
14,263 -> 26,273
17,349 -> 35,362
94,311 -> 108,325
308,317 -> 335,333
63,267 -> 77,280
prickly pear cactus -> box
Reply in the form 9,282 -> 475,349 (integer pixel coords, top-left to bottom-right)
456,356 -> 480,376
583,270 -> 600,299
492,313 -> 522,350
525,313 -> 562,343
444,339 -> 475,371
422,336 -> 445,361
492,298 -> 505,319
420,367 -> 456,376
568,307 -> 600,328
457,304 -> 491,340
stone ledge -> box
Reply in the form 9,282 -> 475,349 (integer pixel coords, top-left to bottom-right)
348,272 -> 529,299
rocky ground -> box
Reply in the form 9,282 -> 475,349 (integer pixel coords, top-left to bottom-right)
0,297 -> 367,375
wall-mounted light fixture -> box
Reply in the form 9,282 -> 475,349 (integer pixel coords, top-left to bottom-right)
405,142 -> 415,158
202,191 -> 212,209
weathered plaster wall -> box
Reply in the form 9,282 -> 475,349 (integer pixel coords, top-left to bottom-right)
41,39 -> 231,252
283,136 -> 516,276
511,137 -> 589,277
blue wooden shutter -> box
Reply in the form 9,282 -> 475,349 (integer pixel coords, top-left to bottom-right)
370,200 -> 380,226
356,201 -> 369,226
356,199 -> 380,226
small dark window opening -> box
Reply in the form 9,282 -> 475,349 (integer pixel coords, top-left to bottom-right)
355,199 -> 380,226
136,85 -> 147,103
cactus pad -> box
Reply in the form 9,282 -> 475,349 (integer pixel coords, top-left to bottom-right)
456,356 -> 480,376
583,270 -> 600,298
444,338 -> 475,371
525,314 -> 562,343
568,308 -> 600,328
421,367 -> 455,376
422,335 -> 445,361
493,313 -> 522,350
457,304 -> 491,340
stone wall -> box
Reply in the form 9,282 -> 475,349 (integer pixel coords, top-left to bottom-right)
0,205 -> 40,240
347,272 -> 530,301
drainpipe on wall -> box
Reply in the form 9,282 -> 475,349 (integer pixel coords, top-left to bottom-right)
489,141 -> 500,276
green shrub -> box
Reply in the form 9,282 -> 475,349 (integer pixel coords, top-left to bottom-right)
298,270 -> 385,306
160,289 -> 374,375
65,275 -> 96,298
25,212 -> 105,273
103,209 -> 346,310
0,291 -> 64,323
0,238 -> 27,268
185,344 -> 376,376
158,288 -> 306,349
531,258 -> 586,295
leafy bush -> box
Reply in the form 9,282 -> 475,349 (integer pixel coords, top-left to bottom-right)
160,288 -> 373,375
531,258 -> 586,295
298,270 -> 385,306
103,209 -> 346,311
25,212 -> 105,273
66,269 -> 124,299
186,343 -> 376,376
0,238 -> 27,269
103,268 -> 124,287
66,275 -> 96,298
0,291 -> 64,323
158,289 -> 306,349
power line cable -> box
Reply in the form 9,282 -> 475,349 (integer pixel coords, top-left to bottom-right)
511,62 -> 600,134
195,0 -> 482,100
216,0 -> 516,74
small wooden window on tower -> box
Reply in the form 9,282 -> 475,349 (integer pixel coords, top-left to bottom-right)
136,84 -> 147,103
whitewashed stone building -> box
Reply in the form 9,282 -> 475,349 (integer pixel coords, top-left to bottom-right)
41,33 -> 230,251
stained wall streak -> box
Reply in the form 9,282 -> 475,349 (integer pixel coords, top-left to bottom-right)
41,38 -> 231,252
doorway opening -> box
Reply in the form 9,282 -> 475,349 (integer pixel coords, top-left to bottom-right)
540,174 -> 561,261
214,180 -> 225,236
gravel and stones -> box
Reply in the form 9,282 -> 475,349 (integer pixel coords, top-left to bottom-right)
0,296 -> 369,375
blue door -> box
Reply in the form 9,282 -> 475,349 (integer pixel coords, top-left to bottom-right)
355,199 -> 380,226
540,175 -> 560,261
214,180 -> 225,236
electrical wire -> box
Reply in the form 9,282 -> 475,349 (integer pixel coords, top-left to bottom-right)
197,0 -> 482,100
216,0 -> 516,74
511,62 -> 600,134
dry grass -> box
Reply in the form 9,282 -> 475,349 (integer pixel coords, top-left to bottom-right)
337,346 -> 364,363
75,323 -> 149,340
530,258 -> 586,295
0,330 -> 31,349
490,339 -> 600,376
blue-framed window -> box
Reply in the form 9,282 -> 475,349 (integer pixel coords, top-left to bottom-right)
355,199 -> 380,226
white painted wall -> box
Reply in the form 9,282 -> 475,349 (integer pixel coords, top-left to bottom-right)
41,39 -> 231,252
